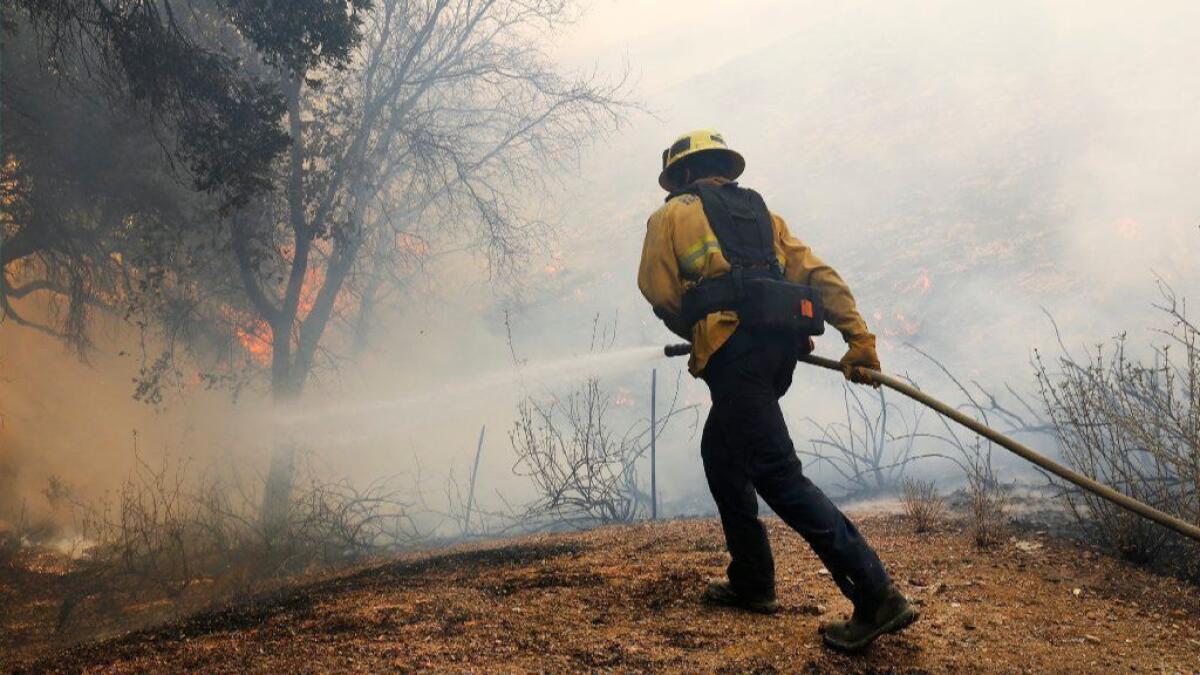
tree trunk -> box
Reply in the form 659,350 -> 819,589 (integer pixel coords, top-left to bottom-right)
261,321 -> 302,533
259,73 -> 310,533
260,441 -> 297,534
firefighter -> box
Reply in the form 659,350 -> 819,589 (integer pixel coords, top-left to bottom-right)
637,129 -> 917,653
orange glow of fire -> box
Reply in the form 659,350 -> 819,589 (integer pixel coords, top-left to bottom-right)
398,232 -> 430,257
235,320 -> 273,365
889,311 -> 920,337
543,251 -> 566,278
1115,218 -> 1141,240
231,244 -> 341,366
896,268 -> 933,296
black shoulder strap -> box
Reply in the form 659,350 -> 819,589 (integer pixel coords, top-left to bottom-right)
674,182 -> 778,271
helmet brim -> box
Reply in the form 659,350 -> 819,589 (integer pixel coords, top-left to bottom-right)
658,147 -> 746,191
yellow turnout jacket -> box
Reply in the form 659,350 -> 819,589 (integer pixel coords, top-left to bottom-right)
637,179 -> 871,375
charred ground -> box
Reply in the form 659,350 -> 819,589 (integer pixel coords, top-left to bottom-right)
7,514 -> 1200,674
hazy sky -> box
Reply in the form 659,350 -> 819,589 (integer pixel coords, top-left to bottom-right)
551,1 -> 1200,92
550,0 -> 812,92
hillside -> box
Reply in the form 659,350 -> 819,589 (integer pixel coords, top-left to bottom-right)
12,514 -> 1200,673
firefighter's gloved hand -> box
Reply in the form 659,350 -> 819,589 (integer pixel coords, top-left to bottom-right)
840,333 -> 880,387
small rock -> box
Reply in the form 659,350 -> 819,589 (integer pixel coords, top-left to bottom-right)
817,568 -> 830,576
1083,634 -> 1101,645
1072,588 -> 1083,597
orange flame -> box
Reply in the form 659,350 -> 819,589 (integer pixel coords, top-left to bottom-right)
398,233 -> 430,257
1115,218 -> 1141,240
234,319 -> 273,365
613,388 -> 634,407
896,268 -> 932,296
230,244 -> 338,366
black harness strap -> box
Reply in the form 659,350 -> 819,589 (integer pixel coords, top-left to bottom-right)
670,181 -> 780,273
673,181 -> 825,337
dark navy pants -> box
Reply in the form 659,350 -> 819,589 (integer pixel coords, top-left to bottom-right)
700,329 -> 891,606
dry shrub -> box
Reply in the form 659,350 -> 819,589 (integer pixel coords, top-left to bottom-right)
802,383 -> 931,497
511,378 -> 645,528
901,477 -> 945,532
0,527 -> 21,567
1036,283 -> 1200,581
60,452 -> 425,627
963,449 -> 1009,548
897,346 -> 1038,549
506,356 -> 698,530
1,503 -> 30,567
0,500 -> 59,568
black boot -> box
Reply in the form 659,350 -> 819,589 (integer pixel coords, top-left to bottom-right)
820,585 -> 918,652
703,581 -> 779,614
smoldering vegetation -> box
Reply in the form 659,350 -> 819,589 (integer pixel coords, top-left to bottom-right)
3,0 -> 1200,663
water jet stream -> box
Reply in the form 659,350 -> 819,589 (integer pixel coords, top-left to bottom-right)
279,345 -> 669,430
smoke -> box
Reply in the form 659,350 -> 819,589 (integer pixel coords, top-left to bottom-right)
0,300 -> 252,528
540,0 -> 1200,487
5,0 -> 1200,528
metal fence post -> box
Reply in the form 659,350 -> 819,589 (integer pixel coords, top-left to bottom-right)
650,368 -> 657,520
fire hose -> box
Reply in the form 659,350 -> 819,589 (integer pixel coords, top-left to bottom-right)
664,343 -> 1200,544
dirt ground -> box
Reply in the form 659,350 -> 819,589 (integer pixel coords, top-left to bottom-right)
6,514 -> 1200,673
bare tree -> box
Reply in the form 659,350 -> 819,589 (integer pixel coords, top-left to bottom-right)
214,0 -> 631,523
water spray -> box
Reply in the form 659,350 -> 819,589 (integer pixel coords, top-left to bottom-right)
662,342 -> 1200,544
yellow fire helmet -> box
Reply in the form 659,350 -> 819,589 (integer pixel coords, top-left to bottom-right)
658,128 -> 746,191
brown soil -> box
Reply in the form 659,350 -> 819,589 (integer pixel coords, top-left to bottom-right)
7,515 -> 1200,673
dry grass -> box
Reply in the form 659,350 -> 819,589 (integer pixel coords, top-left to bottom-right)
900,478 -> 945,533
11,516 -> 1200,673
45,452 -> 428,633
964,468 -> 1009,548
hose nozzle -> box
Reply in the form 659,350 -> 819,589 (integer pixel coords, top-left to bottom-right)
664,343 -> 692,358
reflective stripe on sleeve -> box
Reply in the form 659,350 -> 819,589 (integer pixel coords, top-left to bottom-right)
680,236 -> 720,274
